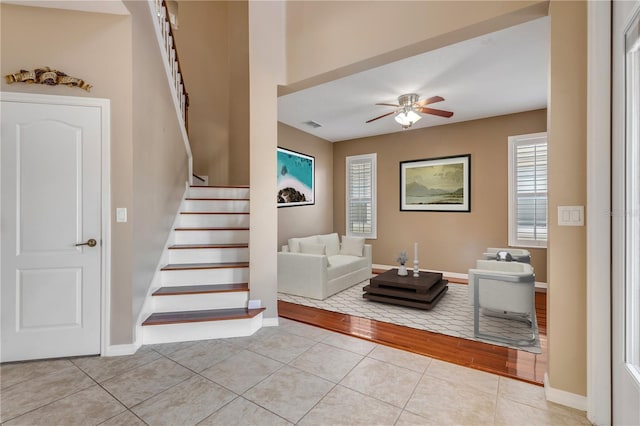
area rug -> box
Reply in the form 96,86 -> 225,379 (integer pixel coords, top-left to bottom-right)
278,281 -> 541,354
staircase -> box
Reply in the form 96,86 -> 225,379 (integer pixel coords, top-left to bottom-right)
141,185 -> 264,345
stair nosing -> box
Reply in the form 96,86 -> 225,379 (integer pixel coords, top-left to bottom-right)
190,185 -> 249,189
161,262 -> 249,271
168,243 -> 249,250
152,283 -> 249,296
185,198 -> 250,201
174,227 -> 249,231
180,212 -> 249,215
142,307 -> 265,326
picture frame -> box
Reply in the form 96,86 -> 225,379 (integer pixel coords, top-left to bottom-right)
277,147 -> 315,207
400,154 -> 471,212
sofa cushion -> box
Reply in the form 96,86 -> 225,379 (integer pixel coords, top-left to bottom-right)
327,254 -> 369,280
340,236 -> 365,257
300,242 -> 326,256
317,233 -> 340,256
288,235 -> 319,253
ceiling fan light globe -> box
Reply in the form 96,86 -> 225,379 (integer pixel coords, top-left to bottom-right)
394,110 -> 421,127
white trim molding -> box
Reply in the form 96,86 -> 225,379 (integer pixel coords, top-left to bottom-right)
262,317 -> 280,327
372,264 -> 548,290
586,0 -> 612,424
545,373 -> 588,412
104,343 -> 140,357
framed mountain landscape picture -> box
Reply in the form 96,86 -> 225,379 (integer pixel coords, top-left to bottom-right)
277,147 -> 315,207
400,154 -> 471,212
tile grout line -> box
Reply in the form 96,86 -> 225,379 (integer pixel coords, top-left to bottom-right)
72,358 -> 148,425
0,364 -> 98,424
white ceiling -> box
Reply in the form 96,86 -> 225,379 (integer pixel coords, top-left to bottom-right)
278,17 -> 549,143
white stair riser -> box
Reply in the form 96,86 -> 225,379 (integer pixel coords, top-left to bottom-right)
174,230 -> 249,245
161,268 -> 249,285
153,291 -> 248,312
184,199 -> 249,213
142,313 -> 262,345
178,213 -> 249,228
188,187 -> 249,199
169,247 -> 249,264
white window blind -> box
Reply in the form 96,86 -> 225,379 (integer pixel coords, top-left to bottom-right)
508,133 -> 548,248
346,153 -> 377,239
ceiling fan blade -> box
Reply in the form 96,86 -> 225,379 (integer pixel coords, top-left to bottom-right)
375,103 -> 400,107
415,96 -> 444,107
419,107 -> 454,118
366,110 -> 396,123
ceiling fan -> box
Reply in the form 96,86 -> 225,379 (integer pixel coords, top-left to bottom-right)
366,93 -> 454,129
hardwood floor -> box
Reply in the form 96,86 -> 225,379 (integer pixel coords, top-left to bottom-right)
278,288 -> 547,386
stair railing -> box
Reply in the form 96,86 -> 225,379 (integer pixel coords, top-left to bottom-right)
148,0 -> 193,182
151,0 -> 189,126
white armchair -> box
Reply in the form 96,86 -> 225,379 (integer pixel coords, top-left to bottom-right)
468,259 -> 537,345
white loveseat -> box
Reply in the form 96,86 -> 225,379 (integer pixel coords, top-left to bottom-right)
278,233 -> 372,300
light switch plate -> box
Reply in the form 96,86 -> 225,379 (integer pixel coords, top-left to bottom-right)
116,207 -> 127,223
248,299 -> 261,309
558,206 -> 584,226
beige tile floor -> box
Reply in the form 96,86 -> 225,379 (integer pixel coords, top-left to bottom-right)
0,318 -> 590,426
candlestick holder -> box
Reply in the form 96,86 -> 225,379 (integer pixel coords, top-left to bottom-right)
413,259 -> 419,277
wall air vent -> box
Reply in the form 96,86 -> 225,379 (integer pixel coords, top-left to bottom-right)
303,120 -> 323,129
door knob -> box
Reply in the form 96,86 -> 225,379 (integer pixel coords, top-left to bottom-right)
76,239 -> 97,247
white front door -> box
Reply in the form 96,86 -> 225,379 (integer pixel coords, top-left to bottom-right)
1,93 -> 105,362
612,1 -> 640,424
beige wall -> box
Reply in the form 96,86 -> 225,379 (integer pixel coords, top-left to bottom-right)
173,0 -> 249,185
333,110 -> 548,281
227,0 -> 250,185
284,0 -> 548,90
124,0 -> 190,327
547,0 -> 587,396
1,4 -> 136,344
277,123 -> 334,249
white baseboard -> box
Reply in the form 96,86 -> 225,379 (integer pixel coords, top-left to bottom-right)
544,373 -> 588,411
263,317 -> 279,327
103,342 -> 140,357
372,263 -> 548,291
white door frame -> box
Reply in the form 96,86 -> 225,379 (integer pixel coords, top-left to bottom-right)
586,1 -> 612,424
0,91 -> 111,357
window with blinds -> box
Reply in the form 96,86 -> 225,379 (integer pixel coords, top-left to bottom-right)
508,133 -> 548,248
346,153 -> 377,239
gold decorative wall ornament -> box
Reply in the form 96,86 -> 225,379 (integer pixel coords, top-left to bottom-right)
5,67 -> 92,91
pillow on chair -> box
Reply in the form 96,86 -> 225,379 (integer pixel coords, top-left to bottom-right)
496,251 -> 513,262
340,236 -> 365,257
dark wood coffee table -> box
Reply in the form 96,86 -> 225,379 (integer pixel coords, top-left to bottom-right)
363,269 -> 448,310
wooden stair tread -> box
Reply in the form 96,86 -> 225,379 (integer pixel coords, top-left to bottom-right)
190,185 -> 249,188
180,212 -> 249,215
142,307 -> 265,326
161,262 -> 249,271
175,227 -> 249,231
153,283 -> 249,296
186,198 -> 250,201
168,243 -> 249,250
174,228 -> 249,233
